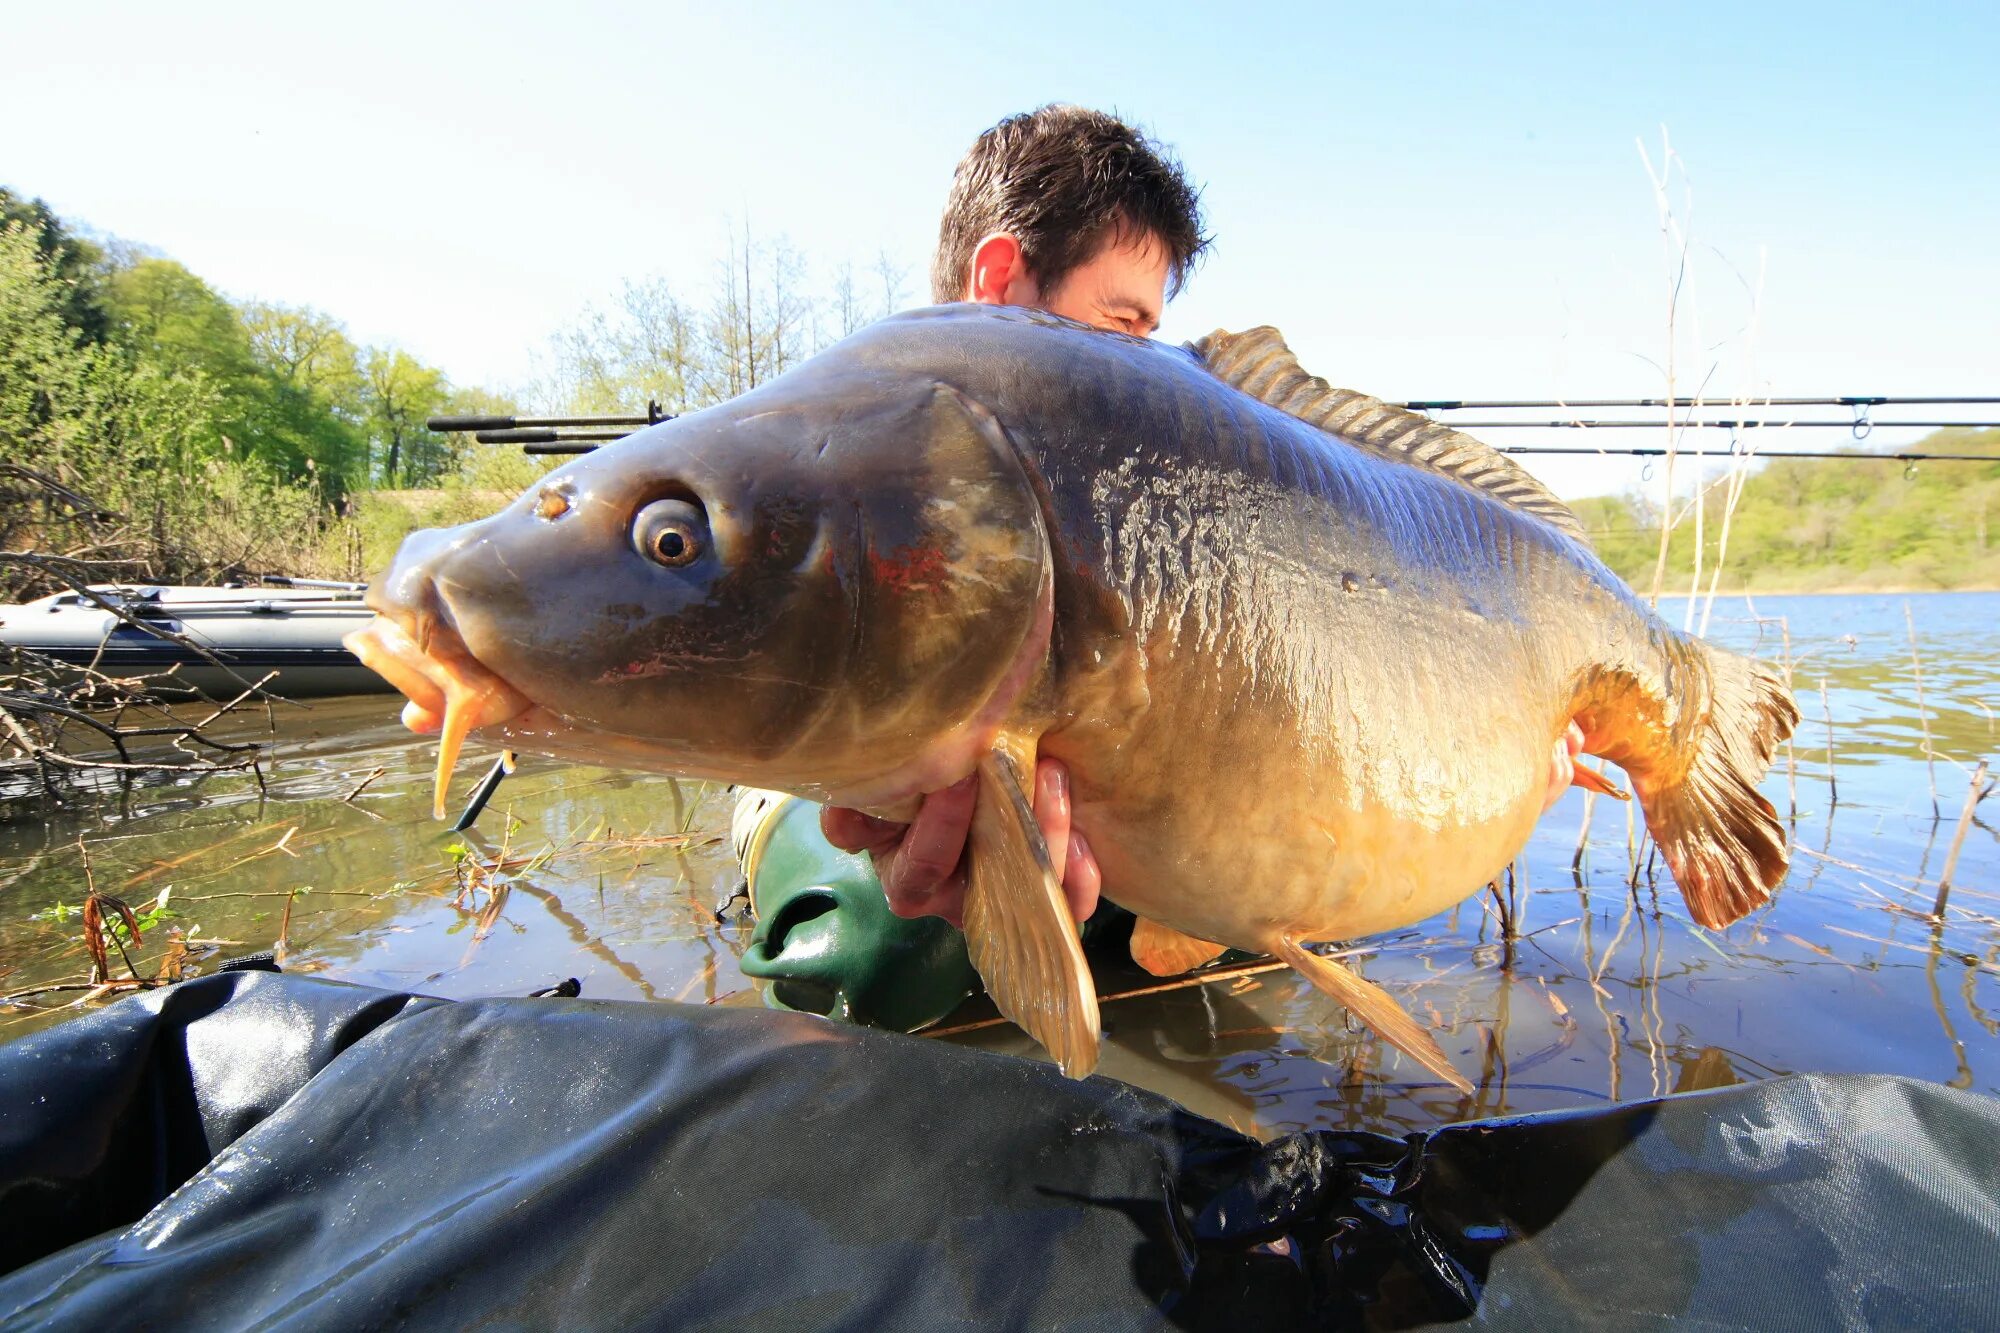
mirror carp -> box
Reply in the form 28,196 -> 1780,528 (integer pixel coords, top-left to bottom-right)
348,304 -> 1798,1092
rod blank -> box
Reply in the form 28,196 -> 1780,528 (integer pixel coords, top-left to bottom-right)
1403,395 -> 2000,410
1497,446 -> 1996,461
1441,420 -> 2000,431
473,428 -> 635,445
428,400 -> 675,434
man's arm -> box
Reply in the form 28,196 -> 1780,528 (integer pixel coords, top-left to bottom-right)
820,758 -> 1101,928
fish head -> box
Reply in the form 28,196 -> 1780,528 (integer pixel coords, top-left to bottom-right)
349,364 -> 1053,813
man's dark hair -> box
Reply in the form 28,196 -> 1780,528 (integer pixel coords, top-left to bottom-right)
930,105 -> 1209,304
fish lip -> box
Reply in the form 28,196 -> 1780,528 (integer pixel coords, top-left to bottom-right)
347,583 -> 534,735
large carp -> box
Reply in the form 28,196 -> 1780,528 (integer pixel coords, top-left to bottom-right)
349,304 -> 1798,1092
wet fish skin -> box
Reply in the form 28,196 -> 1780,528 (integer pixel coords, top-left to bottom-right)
354,304 -> 1796,1088
360,376 -> 1054,807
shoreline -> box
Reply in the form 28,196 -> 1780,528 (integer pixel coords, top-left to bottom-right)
1650,585 -> 2000,599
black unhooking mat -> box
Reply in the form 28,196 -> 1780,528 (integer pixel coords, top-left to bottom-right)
1,973 -> 1997,1330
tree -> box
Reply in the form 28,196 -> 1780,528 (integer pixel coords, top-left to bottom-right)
0,186 -> 109,342
104,257 -> 250,385
240,303 -> 369,494
0,221 -> 96,472
616,277 -> 703,413
829,261 -> 866,341
242,302 -> 361,399
534,275 -> 711,416
872,248 -> 909,316
363,348 -> 451,486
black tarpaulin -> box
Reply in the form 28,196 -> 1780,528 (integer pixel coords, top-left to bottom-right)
1,972 -> 1996,1330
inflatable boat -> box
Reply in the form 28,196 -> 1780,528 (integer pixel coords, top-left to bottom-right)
0,581 -> 391,697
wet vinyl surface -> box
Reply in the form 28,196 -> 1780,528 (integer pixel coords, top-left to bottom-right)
3,592 -> 1996,1140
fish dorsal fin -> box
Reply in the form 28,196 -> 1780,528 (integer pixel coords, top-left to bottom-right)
1190,327 -> 1591,545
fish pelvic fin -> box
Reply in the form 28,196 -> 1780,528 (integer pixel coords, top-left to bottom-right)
1272,936 -> 1473,1094
1629,647 -> 1800,930
963,742 -> 1101,1078
1188,327 -> 1592,545
1130,919 -> 1228,977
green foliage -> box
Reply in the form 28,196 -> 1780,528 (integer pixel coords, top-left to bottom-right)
240,301 -> 371,491
1,191 -> 523,591
1573,431 -> 2000,593
362,347 -> 454,486
0,187 -> 108,341
97,260 -> 384,496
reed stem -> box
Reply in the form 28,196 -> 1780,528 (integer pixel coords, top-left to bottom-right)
1905,602 -> 1941,818
1933,760 -> 1993,920
1779,619 -> 1798,820
1573,789 -> 1597,878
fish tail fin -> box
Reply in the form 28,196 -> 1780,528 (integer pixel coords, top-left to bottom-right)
1271,936 -> 1473,1094
1629,644 -> 1800,929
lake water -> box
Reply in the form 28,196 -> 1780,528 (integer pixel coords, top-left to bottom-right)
3,591 -> 1995,1140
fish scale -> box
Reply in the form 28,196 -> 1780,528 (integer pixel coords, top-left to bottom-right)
348,303 -> 1798,1092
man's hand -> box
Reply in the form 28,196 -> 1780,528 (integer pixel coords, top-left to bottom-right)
821,759 -> 1102,929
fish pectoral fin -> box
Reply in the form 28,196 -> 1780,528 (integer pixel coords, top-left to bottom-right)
1271,936 -> 1473,1094
1130,918 -> 1228,977
963,744 -> 1101,1079
1572,763 -> 1631,801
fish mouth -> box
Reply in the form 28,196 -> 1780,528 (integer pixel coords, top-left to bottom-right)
344,604 -> 532,820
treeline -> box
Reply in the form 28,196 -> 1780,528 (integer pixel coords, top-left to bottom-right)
1,189 -> 907,594
2,187 -> 483,501
17,184 -> 1992,599
526,229 -> 909,416
1,187 -> 507,594
1570,427 -> 2000,593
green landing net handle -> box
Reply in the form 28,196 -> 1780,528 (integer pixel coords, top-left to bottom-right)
732,790 -> 982,1034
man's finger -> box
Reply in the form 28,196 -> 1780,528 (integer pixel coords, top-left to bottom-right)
879,775 -> 977,906
888,882 -> 967,929
1032,758 -> 1073,887
821,805 -> 901,855
1064,830 -> 1102,924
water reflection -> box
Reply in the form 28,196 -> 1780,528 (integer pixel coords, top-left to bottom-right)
1,593 -> 1995,1140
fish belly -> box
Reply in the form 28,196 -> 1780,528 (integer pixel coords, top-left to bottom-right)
1078,770 -> 1547,951
1045,562 -> 1572,952
1052,623 -> 1560,952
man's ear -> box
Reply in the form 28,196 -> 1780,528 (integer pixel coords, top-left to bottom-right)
966,233 -> 1040,307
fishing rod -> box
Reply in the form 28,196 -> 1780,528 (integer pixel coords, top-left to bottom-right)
504,429 -> 2000,461
427,402 -> 678,452
426,399 -> 675,434
1494,445 -> 1994,462
1401,395 -> 2000,410
1426,421 -> 2000,434
430,397 -> 1997,457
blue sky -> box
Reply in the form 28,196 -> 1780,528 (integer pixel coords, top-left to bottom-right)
5,1 -> 1995,497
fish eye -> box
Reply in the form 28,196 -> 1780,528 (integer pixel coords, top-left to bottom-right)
633,497 -> 707,569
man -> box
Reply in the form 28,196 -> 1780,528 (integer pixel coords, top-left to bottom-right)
816,104 -> 1209,932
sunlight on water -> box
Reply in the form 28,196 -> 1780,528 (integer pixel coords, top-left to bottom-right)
3,592 -> 1995,1139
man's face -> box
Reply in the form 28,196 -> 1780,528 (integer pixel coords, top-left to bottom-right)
964,225 -> 1172,338
1035,228 -> 1171,337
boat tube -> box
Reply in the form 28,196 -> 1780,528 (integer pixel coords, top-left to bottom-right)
0,582 -> 391,698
